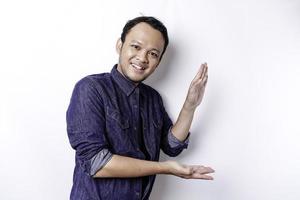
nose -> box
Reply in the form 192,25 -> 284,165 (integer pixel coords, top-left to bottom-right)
137,50 -> 149,64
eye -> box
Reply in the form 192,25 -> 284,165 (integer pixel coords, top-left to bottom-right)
149,52 -> 159,58
131,44 -> 140,50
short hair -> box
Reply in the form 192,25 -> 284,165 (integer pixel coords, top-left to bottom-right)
120,16 -> 169,59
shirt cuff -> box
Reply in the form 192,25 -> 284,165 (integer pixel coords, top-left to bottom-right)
90,148 -> 113,176
168,127 -> 190,149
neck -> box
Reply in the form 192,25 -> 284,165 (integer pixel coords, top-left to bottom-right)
116,64 -> 140,86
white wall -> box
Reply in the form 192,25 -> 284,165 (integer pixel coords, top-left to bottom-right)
1,0 -> 300,199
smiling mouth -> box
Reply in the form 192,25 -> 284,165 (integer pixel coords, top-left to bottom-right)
131,63 -> 146,71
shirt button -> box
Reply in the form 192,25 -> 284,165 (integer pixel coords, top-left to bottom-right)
135,191 -> 140,196
134,127 -> 137,130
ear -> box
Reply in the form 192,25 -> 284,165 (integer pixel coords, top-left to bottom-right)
116,38 -> 123,55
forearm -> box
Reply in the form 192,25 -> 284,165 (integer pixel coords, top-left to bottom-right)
171,63 -> 208,142
93,154 -> 169,178
171,102 -> 196,142
93,154 -> 215,180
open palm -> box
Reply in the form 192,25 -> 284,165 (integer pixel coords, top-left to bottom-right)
184,63 -> 208,110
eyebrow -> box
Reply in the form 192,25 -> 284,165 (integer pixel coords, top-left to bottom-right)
131,40 -> 161,54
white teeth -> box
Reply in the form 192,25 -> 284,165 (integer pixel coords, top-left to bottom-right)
132,64 -> 145,70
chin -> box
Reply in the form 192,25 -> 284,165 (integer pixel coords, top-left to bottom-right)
124,73 -> 143,83
130,77 -> 145,83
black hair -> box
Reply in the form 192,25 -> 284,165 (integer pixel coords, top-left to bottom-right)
120,16 -> 169,59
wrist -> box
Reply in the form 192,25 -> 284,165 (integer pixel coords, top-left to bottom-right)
158,161 -> 172,175
182,101 -> 197,113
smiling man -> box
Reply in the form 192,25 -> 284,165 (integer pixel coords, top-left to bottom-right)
66,16 -> 214,200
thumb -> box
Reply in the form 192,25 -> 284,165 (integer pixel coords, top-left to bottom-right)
181,165 -> 193,175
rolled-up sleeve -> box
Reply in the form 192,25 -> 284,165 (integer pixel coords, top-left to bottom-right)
90,148 -> 113,176
167,127 -> 190,149
66,77 -> 112,176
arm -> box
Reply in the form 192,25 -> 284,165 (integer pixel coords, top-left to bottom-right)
67,77 -> 110,176
93,154 -> 214,180
93,64 -> 214,179
171,63 -> 208,142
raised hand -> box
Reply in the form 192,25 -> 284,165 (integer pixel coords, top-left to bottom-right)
184,63 -> 208,111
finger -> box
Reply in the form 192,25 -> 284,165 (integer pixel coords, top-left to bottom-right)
192,166 -> 215,174
192,174 -> 214,180
200,63 -> 208,80
193,65 -> 208,86
202,75 -> 208,86
195,75 -> 208,85
182,173 -> 214,180
201,166 -> 215,173
192,63 -> 205,83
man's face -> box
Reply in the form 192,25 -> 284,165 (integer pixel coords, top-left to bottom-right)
116,22 -> 165,84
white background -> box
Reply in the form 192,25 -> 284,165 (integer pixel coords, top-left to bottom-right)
1,0 -> 300,199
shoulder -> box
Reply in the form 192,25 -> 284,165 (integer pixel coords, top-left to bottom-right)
74,72 -> 112,93
77,72 -> 111,86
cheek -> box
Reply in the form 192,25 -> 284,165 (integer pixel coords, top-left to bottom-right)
120,50 -> 133,62
124,48 -> 136,58
149,58 -> 159,67
147,63 -> 159,73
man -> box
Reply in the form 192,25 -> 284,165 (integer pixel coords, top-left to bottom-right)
67,16 -> 214,200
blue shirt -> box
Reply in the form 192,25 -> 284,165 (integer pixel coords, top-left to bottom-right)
67,65 -> 189,200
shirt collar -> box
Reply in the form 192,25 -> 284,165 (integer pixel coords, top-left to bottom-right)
111,64 -> 140,96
